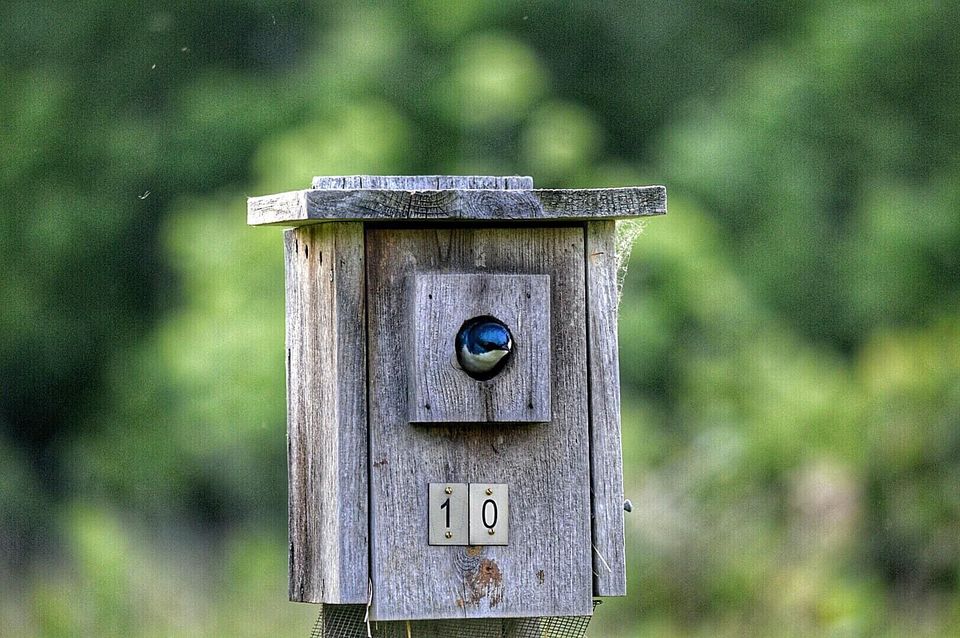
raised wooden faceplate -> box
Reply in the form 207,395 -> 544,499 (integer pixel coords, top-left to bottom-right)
407,273 -> 552,424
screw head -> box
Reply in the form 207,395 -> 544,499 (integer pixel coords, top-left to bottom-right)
445,531 -> 453,539
445,486 -> 453,494
485,488 -> 493,496
487,528 -> 495,535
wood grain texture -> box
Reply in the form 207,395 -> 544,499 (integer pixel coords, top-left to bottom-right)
285,223 -> 368,604
585,222 -> 627,596
366,227 -> 593,621
311,175 -> 534,190
248,186 -> 666,226
408,273 -> 551,424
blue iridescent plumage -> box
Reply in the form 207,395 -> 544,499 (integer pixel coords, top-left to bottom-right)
455,316 -> 513,380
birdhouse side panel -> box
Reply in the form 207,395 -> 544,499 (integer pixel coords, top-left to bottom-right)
585,221 -> 627,596
284,223 -> 369,604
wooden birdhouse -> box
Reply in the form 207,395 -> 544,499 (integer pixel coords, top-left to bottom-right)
248,175 -> 666,626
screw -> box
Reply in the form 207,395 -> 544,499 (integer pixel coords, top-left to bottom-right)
445,531 -> 452,539
445,486 -> 453,494
487,528 -> 495,535
485,488 -> 493,495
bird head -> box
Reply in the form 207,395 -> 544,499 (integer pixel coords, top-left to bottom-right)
456,316 -> 514,380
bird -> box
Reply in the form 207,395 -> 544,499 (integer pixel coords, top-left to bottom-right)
455,316 -> 513,380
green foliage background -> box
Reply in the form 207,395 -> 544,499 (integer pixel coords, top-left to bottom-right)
2,1 -> 958,635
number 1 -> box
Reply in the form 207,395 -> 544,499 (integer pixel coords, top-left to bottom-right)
440,497 -> 450,528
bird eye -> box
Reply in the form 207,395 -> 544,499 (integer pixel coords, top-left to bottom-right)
455,315 -> 514,381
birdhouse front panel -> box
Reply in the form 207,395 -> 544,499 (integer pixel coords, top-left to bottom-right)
366,225 -> 593,621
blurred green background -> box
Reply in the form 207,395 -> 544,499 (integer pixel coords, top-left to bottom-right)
2,1 -> 959,636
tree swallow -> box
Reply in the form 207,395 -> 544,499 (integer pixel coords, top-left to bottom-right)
455,316 -> 513,381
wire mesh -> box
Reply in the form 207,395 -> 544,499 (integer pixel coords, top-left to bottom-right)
310,601 -> 601,638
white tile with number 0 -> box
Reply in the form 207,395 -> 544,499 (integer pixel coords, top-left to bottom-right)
469,483 -> 509,546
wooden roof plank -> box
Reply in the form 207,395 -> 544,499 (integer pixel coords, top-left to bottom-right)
248,186 -> 666,226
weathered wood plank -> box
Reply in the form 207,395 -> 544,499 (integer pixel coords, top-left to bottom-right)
366,226 -> 593,621
251,190 -> 308,225
311,175 -> 534,190
285,223 -> 368,604
502,176 -> 533,189
436,175 -> 534,189
408,273 -> 552,424
349,175 -> 439,189
248,186 -> 666,226
585,222 -> 627,596
310,176 -> 364,189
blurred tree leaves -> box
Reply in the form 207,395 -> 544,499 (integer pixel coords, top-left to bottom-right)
2,0 -> 959,635
662,0 -> 960,347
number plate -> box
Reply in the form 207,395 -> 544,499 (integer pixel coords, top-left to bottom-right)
469,483 -> 509,545
428,483 -> 468,545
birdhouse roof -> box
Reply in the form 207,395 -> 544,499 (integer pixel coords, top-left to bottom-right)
247,175 -> 665,226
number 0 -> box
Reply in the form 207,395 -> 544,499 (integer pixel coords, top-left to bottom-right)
482,498 -> 498,529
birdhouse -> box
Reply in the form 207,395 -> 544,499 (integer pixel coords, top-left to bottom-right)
248,176 -> 665,629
